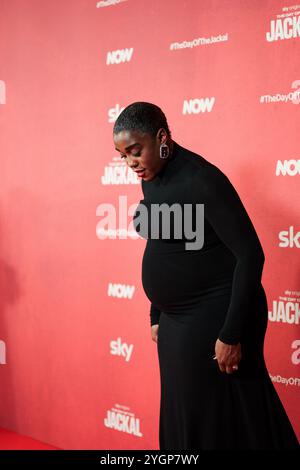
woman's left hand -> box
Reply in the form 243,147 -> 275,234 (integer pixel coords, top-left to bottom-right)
214,338 -> 242,374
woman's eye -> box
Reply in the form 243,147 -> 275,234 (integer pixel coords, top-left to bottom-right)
120,151 -> 140,159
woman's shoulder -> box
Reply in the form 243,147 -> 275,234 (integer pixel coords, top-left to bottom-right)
174,142 -> 239,203
174,140 -> 209,166
174,141 -> 227,181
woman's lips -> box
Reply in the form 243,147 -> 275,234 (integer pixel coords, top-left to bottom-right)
134,169 -> 145,177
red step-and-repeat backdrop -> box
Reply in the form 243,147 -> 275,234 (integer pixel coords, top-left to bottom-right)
0,0 -> 299,450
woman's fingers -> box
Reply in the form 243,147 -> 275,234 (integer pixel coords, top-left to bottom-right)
225,364 -> 238,374
217,363 -> 239,374
214,338 -> 241,373
213,355 -> 239,374
151,324 -> 159,342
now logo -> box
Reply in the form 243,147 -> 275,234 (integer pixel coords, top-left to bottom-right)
276,159 -> 300,176
106,48 -> 134,65
183,97 -> 215,114
108,283 -> 135,299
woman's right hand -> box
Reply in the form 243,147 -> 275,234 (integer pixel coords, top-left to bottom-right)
151,324 -> 159,342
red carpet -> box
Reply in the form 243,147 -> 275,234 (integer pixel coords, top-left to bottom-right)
0,428 -> 59,450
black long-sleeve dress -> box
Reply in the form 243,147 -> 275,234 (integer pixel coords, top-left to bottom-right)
133,140 -> 299,450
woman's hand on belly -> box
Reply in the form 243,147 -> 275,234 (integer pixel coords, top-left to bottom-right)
151,324 -> 159,343
214,338 -> 241,374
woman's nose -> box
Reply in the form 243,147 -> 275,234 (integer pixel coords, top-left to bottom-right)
128,159 -> 138,169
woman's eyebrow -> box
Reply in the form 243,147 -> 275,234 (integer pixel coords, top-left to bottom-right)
115,143 -> 141,152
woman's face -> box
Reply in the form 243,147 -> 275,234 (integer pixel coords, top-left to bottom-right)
113,129 -> 168,181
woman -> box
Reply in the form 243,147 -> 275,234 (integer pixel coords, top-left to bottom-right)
113,101 -> 299,450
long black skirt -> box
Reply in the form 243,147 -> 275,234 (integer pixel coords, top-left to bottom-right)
157,286 -> 299,450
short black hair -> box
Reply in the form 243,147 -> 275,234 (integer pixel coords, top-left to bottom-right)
113,101 -> 172,139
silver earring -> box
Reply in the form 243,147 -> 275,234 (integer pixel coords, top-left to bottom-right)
160,142 -> 169,159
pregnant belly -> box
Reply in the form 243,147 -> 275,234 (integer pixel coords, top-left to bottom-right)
141,239 -> 236,311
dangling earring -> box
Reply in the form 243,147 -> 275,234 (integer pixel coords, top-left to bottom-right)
160,142 -> 169,159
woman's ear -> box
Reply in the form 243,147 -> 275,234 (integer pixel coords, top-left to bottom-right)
158,128 -> 167,144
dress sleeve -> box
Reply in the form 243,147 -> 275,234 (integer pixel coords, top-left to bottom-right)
150,303 -> 161,326
191,164 -> 265,344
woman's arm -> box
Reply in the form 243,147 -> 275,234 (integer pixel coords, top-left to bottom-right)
192,164 -> 265,345
150,303 -> 161,326
150,304 -> 160,343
